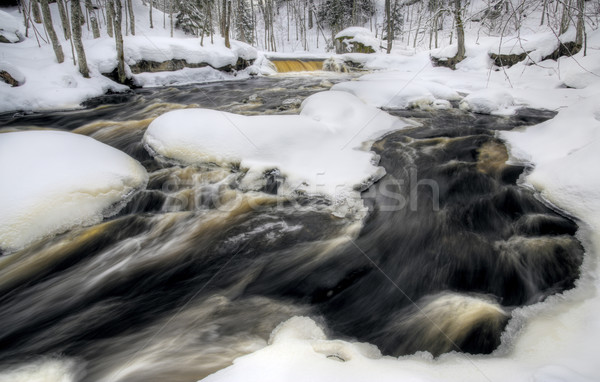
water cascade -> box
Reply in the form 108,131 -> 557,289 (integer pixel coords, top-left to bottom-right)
271,60 -> 324,72
0,76 -> 584,381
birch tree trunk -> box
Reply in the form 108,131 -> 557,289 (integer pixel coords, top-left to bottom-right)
85,0 -> 101,38
31,0 -> 42,23
385,0 -> 392,53
225,0 -> 231,48
126,0 -> 135,35
56,0 -> 71,39
454,0 -> 465,60
71,0 -> 90,77
106,0 -> 114,37
40,0 -> 64,63
575,0 -> 584,47
110,0 -> 126,83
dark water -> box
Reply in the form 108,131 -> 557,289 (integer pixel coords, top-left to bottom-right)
0,75 -> 583,381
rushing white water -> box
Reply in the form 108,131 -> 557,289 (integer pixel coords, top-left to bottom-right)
0,75 -> 592,382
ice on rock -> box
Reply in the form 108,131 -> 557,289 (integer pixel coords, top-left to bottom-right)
0,131 -> 148,252
143,91 -> 406,203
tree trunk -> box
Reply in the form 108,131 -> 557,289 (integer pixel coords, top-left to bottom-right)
71,0 -> 90,77
221,0 -> 227,36
85,0 -> 101,38
454,0 -> 465,60
308,0 -> 313,29
575,0 -> 584,47
560,0 -> 571,35
169,0 -> 173,37
40,0 -> 64,63
106,0 -> 114,37
56,0 -> 71,39
149,0 -> 153,28
224,0 -> 231,48
31,0 -> 42,23
126,0 -> 135,35
385,0 -> 392,53
110,0 -> 126,83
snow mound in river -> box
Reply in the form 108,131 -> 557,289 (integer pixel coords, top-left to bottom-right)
0,131 -> 148,252
143,91 -> 406,204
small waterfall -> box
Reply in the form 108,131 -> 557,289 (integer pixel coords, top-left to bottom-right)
271,60 -> 324,72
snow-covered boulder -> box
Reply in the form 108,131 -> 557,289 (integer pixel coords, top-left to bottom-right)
0,10 -> 24,44
335,27 -> 379,54
143,91 -> 405,204
331,73 -> 460,110
459,89 -> 515,114
0,131 -> 148,252
0,61 -> 25,87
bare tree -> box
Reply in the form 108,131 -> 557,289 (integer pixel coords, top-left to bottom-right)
560,0 -> 571,35
385,0 -> 392,53
454,0 -> 465,61
107,0 -> 114,37
149,0 -> 154,28
127,0 -> 136,35
71,0 -> 90,77
31,0 -> 42,24
225,0 -> 232,48
109,0 -> 127,83
56,0 -> 71,39
575,0 -> 584,49
40,0 -> 64,63
85,0 -> 101,38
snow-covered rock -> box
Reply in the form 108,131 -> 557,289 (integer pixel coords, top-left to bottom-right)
0,61 -> 25,86
335,27 -> 380,53
0,131 -> 148,252
459,89 -> 515,114
0,10 -> 24,43
143,91 -> 406,204
331,71 -> 460,109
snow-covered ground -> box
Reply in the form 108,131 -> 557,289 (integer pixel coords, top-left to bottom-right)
1,0 -> 600,381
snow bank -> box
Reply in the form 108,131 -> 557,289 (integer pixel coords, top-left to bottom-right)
143,91 -> 405,204
132,66 -> 252,88
335,27 -> 380,52
459,89 -> 515,115
0,9 -> 24,43
0,131 -> 148,252
490,29 -> 577,64
331,70 -> 460,109
0,61 -> 25,85
0,3 -> 258,112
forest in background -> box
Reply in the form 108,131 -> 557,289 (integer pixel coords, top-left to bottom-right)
9,0 -> 599,81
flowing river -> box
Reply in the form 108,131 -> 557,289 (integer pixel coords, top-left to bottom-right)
0,74 -> 584,381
